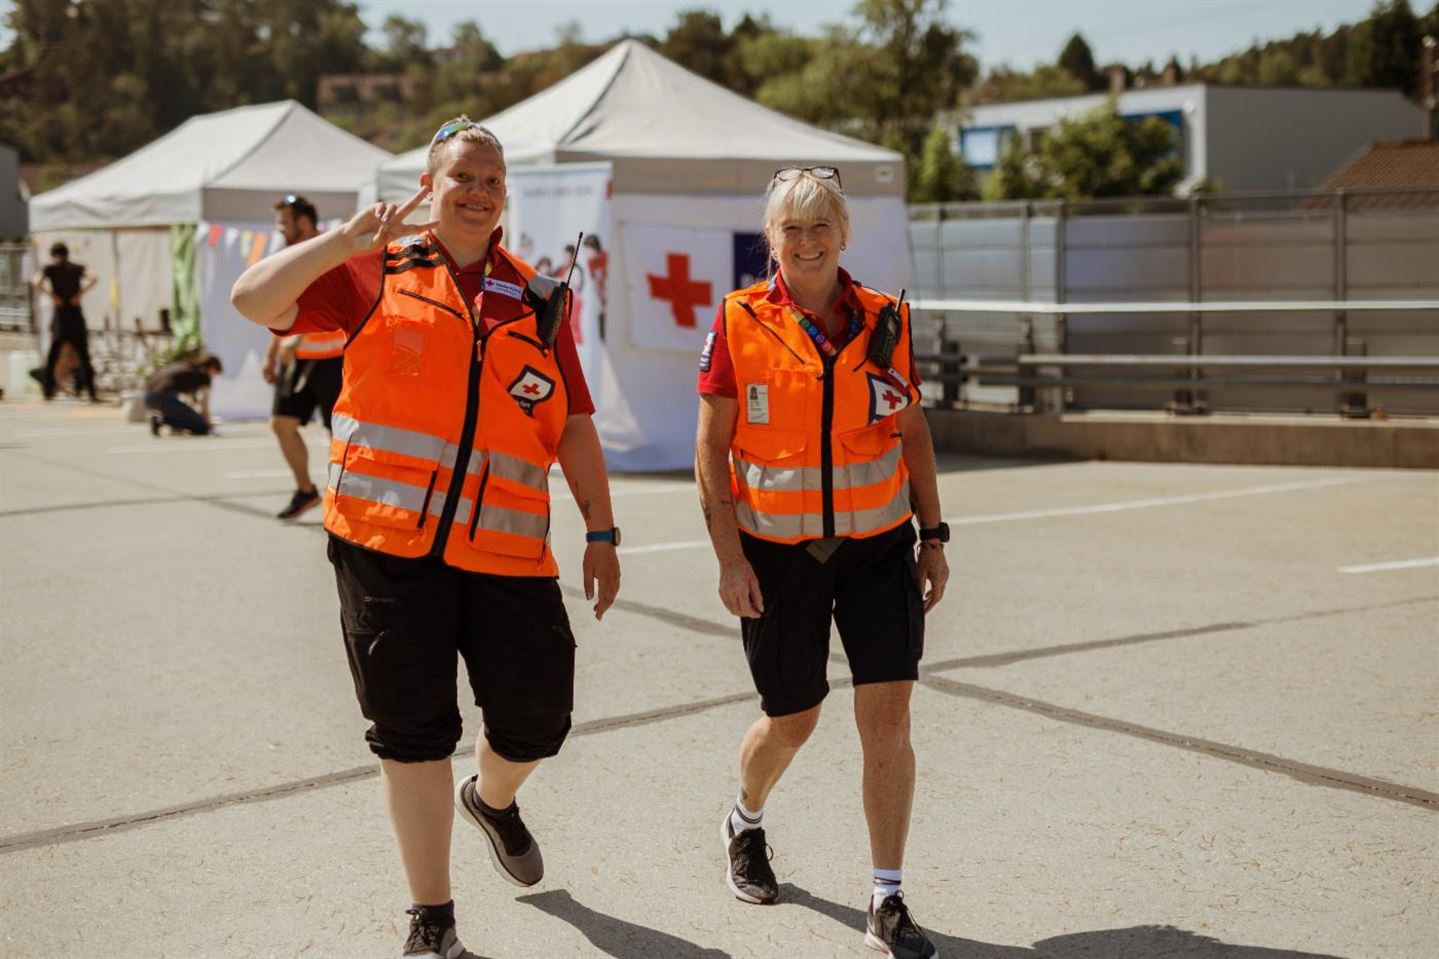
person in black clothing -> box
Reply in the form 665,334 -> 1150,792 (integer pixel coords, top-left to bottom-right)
32,242 -> 99,400
144,354 -> 223,435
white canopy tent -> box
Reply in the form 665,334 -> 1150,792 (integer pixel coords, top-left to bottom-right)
30,101 -> 391,417
379,40 -> 910,470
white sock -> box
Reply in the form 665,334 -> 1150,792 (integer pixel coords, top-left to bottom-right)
872,868 -> 902,908
729,794 -> 763,834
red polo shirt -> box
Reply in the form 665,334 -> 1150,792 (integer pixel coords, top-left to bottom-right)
286,229 -> 594,415
696,269 -> 919,399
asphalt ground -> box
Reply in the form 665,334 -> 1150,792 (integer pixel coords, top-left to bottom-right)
0,399 -> 1435,959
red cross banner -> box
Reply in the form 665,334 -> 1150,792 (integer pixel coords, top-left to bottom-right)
621,222 -> 733,353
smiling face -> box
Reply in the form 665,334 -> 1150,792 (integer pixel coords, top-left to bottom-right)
421,140 -> 507,245
768,208 -> 842,288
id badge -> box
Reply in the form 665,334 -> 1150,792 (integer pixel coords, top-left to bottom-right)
746,383 -> 770,425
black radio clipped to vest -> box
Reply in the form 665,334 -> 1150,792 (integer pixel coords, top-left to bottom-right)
525,231 -> 585,348
867,288 -> 906,370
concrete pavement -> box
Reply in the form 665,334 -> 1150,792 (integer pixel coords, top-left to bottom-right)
1,400 -> 1435,958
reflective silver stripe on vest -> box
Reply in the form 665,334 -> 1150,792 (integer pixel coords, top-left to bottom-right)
333,414 -> 450,468
735,480 -> 911,541
486,450 -> 549,491
733,444 -> 902,495
448,498 -> 550,540
327,463 -> 431,514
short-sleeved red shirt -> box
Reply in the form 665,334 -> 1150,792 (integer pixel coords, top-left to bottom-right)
696,269 -> 920,399
285,229 -> 594,415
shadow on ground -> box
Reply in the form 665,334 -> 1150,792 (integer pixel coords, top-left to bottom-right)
519,889 -> 733,958
782,882 -> 1352,959
514,883 -> 1351,958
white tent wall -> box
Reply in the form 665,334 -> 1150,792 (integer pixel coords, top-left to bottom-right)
31,228 -> 174,349
595,193 -> 910,471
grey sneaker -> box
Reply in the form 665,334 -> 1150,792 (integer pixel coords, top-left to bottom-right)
865,893 -> 939,959
721,808 -> 778,904
455,774 -> 543,887
401,907 -> 464,959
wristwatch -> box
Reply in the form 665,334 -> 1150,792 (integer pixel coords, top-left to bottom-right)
585,527 -> 622,546
918,522 -> 949,544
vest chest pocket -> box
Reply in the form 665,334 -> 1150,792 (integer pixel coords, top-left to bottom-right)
387,321 -> 426,378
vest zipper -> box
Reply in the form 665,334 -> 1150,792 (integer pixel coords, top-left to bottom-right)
820,354 -> 837,538
428,250 -> 485,558
397,287 -> 468,322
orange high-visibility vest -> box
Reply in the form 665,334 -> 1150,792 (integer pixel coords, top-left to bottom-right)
294,329 -> 346,360
723,279 -> 918,544
323,234 -> 570,577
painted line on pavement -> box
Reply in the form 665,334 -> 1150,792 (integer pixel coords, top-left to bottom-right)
611,476 -> 1367,555
945,476 -> 1362,526
918,673 -> 1439,811
1339,556 -> 1439,574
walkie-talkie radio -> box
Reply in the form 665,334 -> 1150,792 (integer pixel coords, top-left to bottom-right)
528,231 -> 585,348
867,288 -> 906,369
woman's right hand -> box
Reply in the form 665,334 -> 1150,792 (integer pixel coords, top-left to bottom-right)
339,187 -> 437,255
718,557 -> 765,619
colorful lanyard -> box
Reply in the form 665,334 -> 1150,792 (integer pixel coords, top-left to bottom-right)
788,306 -> 863,360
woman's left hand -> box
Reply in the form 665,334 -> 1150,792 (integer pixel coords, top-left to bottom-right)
916,543 -> 949,613
583,542 -> 621,620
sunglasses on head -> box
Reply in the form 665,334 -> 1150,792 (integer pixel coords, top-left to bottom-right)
773,166 -> 843,190
431,118 -> 496,147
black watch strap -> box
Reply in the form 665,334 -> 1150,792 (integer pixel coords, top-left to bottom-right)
918,521 -> 950,543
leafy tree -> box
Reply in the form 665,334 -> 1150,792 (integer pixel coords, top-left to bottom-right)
1058,33 -> 1101,90
912,121 -> 974,201
662,10 -> 739,88
1346,0 -> 1423,93
982,98 -> 1182,200
850,0 -> 977,141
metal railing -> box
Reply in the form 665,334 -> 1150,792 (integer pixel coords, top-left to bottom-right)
912,298 -> 1439,418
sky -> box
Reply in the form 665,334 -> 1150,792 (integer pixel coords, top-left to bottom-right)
353,0 -> 1382,70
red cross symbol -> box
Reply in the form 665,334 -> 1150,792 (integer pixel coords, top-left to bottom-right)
646,253 -> 712,328
522,383 -> 541,395
882,389 -> 905,410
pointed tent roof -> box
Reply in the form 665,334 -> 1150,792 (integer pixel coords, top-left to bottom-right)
32,100 -> 392,230
379,40 -> 904,198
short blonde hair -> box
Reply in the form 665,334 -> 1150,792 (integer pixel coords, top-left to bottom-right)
764,171 -> 851,247
426,116 -> 505,174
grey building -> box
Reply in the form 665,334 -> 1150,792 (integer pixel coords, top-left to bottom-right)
959,85 -> 1427,193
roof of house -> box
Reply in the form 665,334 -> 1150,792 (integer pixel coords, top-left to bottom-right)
1320,140 -> 1439,209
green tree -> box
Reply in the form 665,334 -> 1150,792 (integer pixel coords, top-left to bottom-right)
850,0 -> 977,141
912,121 -> 973,202
662,10 -> 738,88
1346,0 -> 1423,93
1057,32 -> 1101,90
982,99 -> 1182,200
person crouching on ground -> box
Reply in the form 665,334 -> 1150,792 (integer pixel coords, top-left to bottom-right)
230,117 -> 621,959
695,165 -> 949,959
144,353 -> 223,435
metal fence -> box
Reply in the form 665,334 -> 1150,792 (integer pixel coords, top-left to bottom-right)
0,240 -> 31,332
908,189 -> 1439,415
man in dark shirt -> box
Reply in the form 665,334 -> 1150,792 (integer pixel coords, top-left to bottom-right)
144,354 -> 223,435
32,242 -> 99,401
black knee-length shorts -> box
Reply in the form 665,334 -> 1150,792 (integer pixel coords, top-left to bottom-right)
739,521 -> 925,717
328,535 -> 576,763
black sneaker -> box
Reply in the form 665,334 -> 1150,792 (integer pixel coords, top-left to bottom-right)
455,773 -> 543,886
149,412 -> 162,437
865,893 -> 938,959
276,487 -> 321,521
401,907 -> 465,959
720,809 -> 778,904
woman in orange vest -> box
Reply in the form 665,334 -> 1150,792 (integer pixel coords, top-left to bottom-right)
232,118 -> 621,959
696,165 -> 948,959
